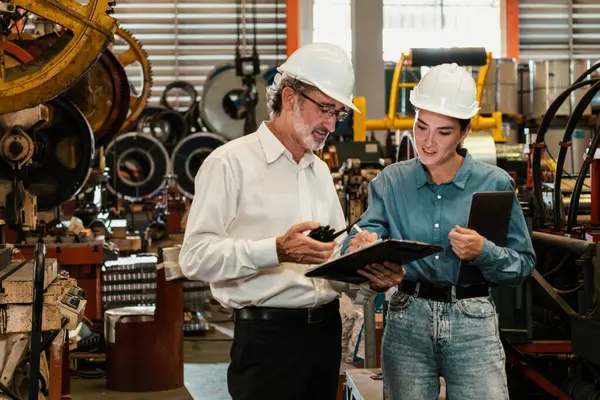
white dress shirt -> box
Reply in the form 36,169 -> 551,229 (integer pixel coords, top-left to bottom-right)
179,122 -> 366,309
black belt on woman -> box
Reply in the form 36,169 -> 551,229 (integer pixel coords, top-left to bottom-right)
398,280 -> 490,302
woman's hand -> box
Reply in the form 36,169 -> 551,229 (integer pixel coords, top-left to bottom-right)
348,230 -> 378,253
358,262 -> 406,292
448,225 -> 484,261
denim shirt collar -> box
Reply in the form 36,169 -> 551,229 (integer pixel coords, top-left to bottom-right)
414,148 -> 474,190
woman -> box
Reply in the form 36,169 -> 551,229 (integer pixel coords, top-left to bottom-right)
342,63 -> 536,400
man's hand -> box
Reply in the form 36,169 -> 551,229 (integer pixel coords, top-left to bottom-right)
448,225 -> 484,261
358,262 -> 406,292
276,221 -> 336,264
348,230 -> 378,253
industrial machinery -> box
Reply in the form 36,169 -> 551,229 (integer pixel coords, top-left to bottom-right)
0,0 -> 117,115
1,243 -> 88,399
352,47 -> 503,143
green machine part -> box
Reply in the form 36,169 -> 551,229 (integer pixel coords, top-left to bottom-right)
384,63 -> 422,117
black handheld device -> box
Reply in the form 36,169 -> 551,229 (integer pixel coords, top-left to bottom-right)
308,218 -> 362,243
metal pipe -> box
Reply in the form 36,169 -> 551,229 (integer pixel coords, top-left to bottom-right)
363,296 -> 377,369
531,231 -> 596,255
28,243 -> 46,400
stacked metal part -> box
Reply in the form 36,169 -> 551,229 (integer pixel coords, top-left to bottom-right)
101,255 -> 159,312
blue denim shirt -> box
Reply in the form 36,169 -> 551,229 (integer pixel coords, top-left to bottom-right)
341,150 -> 536,285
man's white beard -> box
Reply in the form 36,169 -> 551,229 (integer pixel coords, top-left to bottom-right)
292,105 -> 326,151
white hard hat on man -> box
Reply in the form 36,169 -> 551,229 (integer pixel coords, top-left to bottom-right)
276,42 -> 360,112
409,62 -> 480,120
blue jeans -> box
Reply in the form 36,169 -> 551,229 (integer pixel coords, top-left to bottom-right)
382,289 -> 509,400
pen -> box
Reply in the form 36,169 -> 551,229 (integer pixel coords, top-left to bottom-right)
353,225 -> 362,233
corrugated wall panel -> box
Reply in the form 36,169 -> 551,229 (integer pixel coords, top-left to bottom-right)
519,0 -> 600,61
113,0 -> 287,106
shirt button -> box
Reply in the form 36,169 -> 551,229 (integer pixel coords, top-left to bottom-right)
437,195 -> 442,199
434,223 -> 439,228
435,255 -> 440,260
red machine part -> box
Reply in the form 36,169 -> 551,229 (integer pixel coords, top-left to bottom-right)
590,158 -> 600,225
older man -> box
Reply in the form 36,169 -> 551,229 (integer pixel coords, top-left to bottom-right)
179,42 -> 404,400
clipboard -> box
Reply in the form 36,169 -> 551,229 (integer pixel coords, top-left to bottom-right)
305,239 -> 443,284
457,190 -> 514,284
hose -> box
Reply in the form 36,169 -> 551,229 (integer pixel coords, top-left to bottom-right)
553,80 -> 600,230
574,60 -> 600,84
160,81 -> 203,133
531,79 -> 599,227
566,115 -> 600,233
28,243 -> 45,400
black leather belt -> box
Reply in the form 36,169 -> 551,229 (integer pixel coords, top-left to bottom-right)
233,299 -> 339,324
399,280 -> 489,302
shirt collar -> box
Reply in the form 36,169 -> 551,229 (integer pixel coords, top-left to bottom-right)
414,148 -> 474,190
258,122 -> 315,168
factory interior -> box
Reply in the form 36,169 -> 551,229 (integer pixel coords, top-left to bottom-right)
2,0 -> 600,399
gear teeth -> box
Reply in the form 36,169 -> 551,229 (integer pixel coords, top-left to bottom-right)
115,25 -> 153,131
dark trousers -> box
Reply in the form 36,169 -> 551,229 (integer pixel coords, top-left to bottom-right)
227,303 -> 342,400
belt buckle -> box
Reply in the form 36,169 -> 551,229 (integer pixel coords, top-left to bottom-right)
432,283 -> 452,302
307,308 -> 322,324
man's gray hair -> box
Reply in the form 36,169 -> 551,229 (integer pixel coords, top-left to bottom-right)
265,73 -> 318,120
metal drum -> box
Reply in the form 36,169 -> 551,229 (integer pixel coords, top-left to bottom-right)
571,59 -> 592,116
170,132 -> 228,199
518,63 -> 532,116
200,66 -> 270,141
105,132 -> 171,201
531,60 -> 572,117
544,127 -> 591,176
463,130 -> 497,166
501,122 -> 521,145
481,58 -> 519,115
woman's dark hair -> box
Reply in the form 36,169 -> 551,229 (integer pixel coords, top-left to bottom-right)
456,117 -> 471,150
457,117 -> 471,131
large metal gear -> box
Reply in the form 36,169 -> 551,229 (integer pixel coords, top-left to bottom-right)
115,27 -> 153,131
0,98 -> 95,213
1,38 -> 33,66
12,34 -> 130,148
0,0 -> 117,115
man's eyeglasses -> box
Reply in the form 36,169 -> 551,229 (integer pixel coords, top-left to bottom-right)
299,92 -> 350,123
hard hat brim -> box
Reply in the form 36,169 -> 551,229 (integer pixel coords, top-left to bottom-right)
409,90 -> 478,120
276,69 -> 361,113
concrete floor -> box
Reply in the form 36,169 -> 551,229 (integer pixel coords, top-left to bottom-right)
70,316 -> 235,400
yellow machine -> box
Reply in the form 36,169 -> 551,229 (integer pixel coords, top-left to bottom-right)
352,47 -> 504,143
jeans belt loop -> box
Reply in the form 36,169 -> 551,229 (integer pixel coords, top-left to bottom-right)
414,282 -> 421,297
451,286 -> 457,302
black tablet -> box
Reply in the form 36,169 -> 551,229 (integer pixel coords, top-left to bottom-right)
305,239 -> 443,284
457,190 -> 514,284
466,191 -> 514,247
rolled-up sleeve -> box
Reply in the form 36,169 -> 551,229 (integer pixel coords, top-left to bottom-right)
178,156 -> 280,284
471,178 -> 536,285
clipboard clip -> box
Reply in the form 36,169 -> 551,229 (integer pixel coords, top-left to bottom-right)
308,218 -> 362,243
